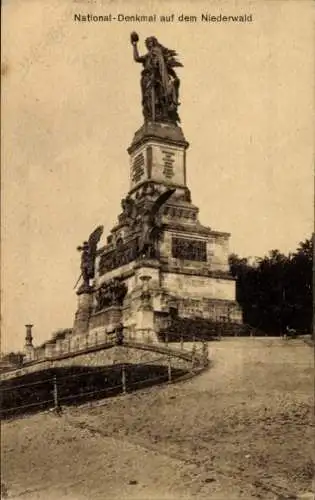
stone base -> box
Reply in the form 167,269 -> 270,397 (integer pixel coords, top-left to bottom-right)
73,292 -> 93,335
89,306 -> 123,337
70,252 -> 242,346
134,307 -> 157,343
24,345 -> 35,362
70,121 -> 242,345
128,121 -> 189,154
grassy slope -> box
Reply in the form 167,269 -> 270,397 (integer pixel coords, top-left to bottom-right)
2,338 -> 314,500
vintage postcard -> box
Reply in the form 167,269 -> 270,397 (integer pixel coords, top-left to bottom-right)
1,1 -> 314,499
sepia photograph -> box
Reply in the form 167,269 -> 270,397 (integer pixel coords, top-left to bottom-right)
1,1 -> 314,499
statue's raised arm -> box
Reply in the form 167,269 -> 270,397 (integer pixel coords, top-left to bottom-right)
130,32 -> 183,124
130,32 -> 145,63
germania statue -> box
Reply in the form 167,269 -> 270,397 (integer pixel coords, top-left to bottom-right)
130,32 -> 183,124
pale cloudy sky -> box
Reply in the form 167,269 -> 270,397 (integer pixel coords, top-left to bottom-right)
1,0 -> 314,351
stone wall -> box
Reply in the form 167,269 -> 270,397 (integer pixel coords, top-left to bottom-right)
161,272 -> 236,301
89,307 -> 122,333
96,259 -> 136,286
0,343 -> 190,381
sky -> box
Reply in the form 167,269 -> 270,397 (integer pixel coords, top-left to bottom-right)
1,0 -> 314,352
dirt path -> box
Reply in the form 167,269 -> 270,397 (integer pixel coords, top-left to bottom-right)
2,412 -> 196,500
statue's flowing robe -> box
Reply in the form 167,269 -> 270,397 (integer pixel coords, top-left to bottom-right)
141,46 -> 176,117
154,46 -> 170,97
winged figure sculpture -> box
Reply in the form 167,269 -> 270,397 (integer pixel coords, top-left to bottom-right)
138,188 -> 175,258
75,225 -> 104,291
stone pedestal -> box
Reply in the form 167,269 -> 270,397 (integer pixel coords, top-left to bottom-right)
134,275 -> 156,343
73,291 -> 93,336
89,305 -> 123,336
127,121 -> 189,194
136,309 -> 155,343
45,342 -> 55,358
24,347 -> 35,362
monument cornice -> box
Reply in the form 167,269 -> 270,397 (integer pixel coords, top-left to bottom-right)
165,222 -> 231,239
164,221 -> 212,236
127,180 -> 191,198
128,122 -> 189,154
133,259 -> 161,270
160,265 -> 235,281
166,294 -> 239,305
210,230 -> 231,238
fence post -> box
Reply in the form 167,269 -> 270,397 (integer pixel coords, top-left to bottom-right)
121,364 -> 127,395
53,375 -> 61,413
191,344 -> 196,372
180,333 -> 183,351
168,355 -> 172,383
202,341 -> 208,366
165,331 -> 169,347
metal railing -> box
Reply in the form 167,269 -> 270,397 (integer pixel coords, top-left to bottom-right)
0,341 -> 209,419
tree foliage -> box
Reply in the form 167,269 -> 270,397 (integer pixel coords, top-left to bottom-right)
229,237 -> 313,335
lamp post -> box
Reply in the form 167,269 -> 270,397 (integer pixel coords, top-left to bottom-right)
25,324 -> 34,346
24,324 -> 35,362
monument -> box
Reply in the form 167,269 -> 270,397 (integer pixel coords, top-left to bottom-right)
72,33 -> 242,343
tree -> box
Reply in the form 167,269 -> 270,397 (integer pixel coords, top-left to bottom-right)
288,238 -> 313,333
229,237 -> 313,335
